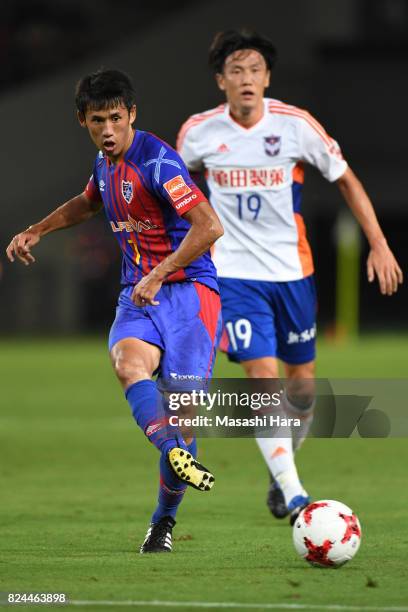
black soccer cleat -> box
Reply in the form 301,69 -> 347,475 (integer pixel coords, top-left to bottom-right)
267,476 -> 289,519
168,447 -> 215,491
140,516 -> 175,554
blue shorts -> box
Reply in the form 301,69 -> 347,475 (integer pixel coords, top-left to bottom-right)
218,276 -> 317,365
109,282 -> 222,385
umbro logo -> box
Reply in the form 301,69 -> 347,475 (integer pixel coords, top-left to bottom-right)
99,179 -> 105,192
216,143 -> 230,153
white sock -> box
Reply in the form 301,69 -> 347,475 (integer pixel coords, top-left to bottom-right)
255,436 -> 305,506
283,392 -> 315,452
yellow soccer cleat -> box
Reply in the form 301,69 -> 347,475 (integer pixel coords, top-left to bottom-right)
168,448 -> 215,491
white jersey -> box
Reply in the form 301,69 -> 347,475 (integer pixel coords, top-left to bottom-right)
177,98 -> 347,281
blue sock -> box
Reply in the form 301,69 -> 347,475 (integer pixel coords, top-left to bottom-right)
126,379 -> 195,523
187,437 -> 197,458
151,437 -> 198,524
125,379 -> 186,454
151,456 -> 187,523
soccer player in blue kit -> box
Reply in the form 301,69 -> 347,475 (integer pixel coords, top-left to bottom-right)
6,69 -> 224,553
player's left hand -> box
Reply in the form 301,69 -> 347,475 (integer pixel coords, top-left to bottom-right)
367,242 -> 403,295
132,271 -> 162,306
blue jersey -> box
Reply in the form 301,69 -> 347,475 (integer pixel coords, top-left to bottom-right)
85,130 -> 218,291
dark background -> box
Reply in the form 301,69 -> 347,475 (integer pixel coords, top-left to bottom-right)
1,0 -> 407,334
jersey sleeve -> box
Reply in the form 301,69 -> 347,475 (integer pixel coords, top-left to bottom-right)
148,143 -> 207,216
84,174 -> 102,202
297,113 -> 348,182
176,120 -> 204,172
84,157 -> 102,202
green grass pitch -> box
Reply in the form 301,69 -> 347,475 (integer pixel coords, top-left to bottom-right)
0,336 -> 407,611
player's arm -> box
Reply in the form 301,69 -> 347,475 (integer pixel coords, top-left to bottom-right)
297,113 -> 403,295
336,167 -> 403,295
132,201 -> 223,306
6,192 -> 103,266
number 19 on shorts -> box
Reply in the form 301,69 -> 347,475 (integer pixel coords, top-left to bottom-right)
225,319 -> 252,351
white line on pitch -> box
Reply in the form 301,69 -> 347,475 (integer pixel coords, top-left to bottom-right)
69,600 -> 408,611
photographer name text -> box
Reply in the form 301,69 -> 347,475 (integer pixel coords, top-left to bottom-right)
168,415 -> 300,428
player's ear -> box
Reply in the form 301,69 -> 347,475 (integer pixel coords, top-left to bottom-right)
129,105 -> 137,125
265,70 -> 271,88
215,72 -> 226,92
77,111 -> 86,128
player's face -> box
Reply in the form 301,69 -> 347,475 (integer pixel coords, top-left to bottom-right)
78,103 -> 136,162
216,49 -> 270,113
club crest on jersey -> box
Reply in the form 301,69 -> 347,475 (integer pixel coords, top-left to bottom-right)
264,135 -> 281,157
121,180 -> 133,204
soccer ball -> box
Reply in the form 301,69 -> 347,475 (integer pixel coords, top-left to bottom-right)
292,500 -> 361,568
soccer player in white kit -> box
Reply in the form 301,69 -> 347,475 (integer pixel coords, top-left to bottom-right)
177,30 -> 403,523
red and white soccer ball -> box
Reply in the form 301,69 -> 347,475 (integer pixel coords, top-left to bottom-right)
293,500 -> 362,568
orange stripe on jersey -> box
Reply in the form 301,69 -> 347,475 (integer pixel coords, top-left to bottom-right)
176,105 -> 225,151
292,163 -> 304,184
268,103 -> 332,147
269,107 -> 332,147
269,105 -> 332,147
268,100 -> 329,134
176,106 -> 225,150
294,212 -> 314,278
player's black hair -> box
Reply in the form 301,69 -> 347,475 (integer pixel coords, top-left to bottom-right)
209,29 -> 277,74
75,69 -> 136,115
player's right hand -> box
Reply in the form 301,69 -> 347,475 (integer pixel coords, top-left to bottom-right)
367,242 -> 403,296
6,228 -> 41,265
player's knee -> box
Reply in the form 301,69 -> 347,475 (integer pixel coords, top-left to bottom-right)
112,353 -> 151,387
288,392 -> 315,411
286,379 -> 315,410
285,363 -> 315,407
242,362 -> 279,378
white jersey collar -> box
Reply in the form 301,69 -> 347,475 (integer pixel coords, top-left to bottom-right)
224,98 -> 268,133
